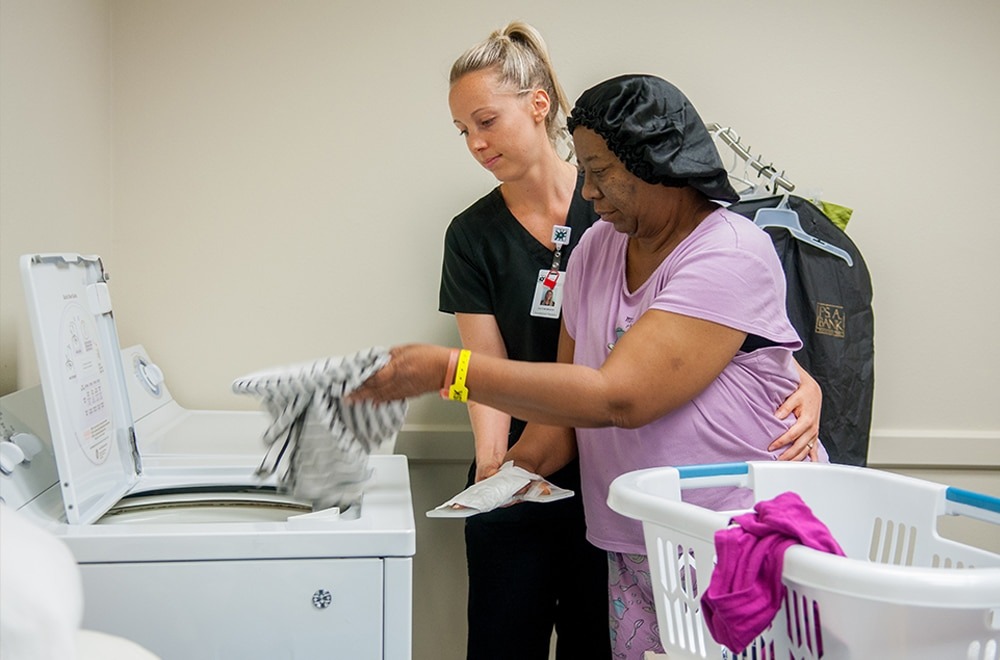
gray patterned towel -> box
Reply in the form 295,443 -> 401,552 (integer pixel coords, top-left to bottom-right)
232,347 -> 407,511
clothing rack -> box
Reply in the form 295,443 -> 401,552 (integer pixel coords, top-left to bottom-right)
707,122 -> 795,194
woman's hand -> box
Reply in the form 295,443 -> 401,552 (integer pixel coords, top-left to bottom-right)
769,365 -> 822,461
349,344 -> 452,403
475,460 -> 503,483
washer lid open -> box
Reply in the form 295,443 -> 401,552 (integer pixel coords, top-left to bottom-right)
20,254 -> 139,524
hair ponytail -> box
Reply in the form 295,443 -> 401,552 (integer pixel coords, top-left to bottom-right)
451,21 -> 574,159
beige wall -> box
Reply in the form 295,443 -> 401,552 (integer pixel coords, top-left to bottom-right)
0,0 -> 113,393
4,0 -> 998,439
108,0 -> 1000,445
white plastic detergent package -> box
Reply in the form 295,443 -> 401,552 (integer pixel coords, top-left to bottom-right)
427,461 -> 574,518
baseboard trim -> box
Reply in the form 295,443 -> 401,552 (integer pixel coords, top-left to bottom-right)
867,429 -> 1000,469
393,424 -> 1000,470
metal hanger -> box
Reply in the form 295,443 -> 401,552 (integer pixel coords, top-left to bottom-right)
707,123 -> 795,195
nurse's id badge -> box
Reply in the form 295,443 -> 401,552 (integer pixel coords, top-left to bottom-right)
531,269 -> 565,318
530,224 -> 572,319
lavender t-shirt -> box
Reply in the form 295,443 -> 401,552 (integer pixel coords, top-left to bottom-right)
564,208 -> 811,554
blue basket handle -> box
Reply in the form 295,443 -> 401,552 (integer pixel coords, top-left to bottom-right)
674,462 -> 751,490
676,462 -> 750,479
946,487 -> 1000,524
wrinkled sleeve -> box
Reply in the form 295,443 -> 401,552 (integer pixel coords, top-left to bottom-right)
652,246 -> 800,348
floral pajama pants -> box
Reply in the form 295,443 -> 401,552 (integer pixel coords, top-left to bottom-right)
607,552 -> 664,660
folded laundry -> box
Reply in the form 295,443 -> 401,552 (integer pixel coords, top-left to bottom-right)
233,347 -> 407,510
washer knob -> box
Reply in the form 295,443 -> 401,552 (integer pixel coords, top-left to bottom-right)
11,433 -> 43,461
134,355 -> 165,396
140,360 -> 164,388
0,440 -> 26,475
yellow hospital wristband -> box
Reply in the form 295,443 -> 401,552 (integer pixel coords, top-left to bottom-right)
447,349 -> 471,402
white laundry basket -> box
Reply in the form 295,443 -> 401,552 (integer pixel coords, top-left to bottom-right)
607,462 -> 1000,660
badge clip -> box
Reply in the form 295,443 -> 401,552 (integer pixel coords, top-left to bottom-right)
551,225 -> 571,248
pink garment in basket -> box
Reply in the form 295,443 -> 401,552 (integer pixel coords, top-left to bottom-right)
701,491 -> 845,653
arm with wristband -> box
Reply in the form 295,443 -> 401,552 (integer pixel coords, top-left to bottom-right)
441,338 -> 578,480
443,349 -> 471,402
350,307 -> 747,431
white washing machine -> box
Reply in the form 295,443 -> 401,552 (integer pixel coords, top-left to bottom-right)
0,253 -> 415,659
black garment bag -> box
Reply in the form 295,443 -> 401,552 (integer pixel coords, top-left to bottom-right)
729,195 -> 875,466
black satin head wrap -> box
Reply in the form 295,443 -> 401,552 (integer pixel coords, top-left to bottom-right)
567,74 -> 739,203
